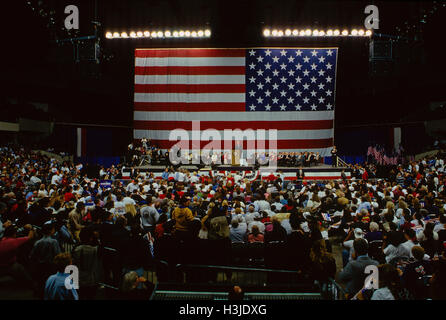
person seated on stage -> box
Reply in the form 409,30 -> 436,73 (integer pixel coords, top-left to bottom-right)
314,152 -> 321,166
307,152 -> 315,167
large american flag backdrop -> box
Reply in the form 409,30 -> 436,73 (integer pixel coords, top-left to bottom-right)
133,48 -> 338,156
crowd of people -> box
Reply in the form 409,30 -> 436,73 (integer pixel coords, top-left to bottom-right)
1,144 -> 446,300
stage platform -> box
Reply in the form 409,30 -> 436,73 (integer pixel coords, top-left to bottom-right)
122,163 -> 351,181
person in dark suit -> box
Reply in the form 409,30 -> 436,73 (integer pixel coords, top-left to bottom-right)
337,238 -> 379,298
331,146 -> 338,167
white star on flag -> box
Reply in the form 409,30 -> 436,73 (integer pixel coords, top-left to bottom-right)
272,56 -> 279,63
303,70 -> 310,76
310,77 -> 317,83
265,90 -> 271,97
311,50 -> 318,56
249,63 -> 256,69
310,90 -> 317,97
326,90 -> 332,96
295,50 -> 302,56
257,56 -> 264,63
265,62 -> 271,69
311,63 -> 317,70
265,76 -> 271,83
318,83 -> 325,90
295,76 -> 302,83
265,104 -> 271,110
288,83 -> 295,90
249,76 -> 256,83
280,76 -> 287,83
318,69 -> 325,76
318,56 -> 325,63
249,50 -> 256,56
326,62 -> 333,69
272,83 -> 279,90
280,104 -> 287,110
295,63 -> 302,70
288,56 -> 295,63
311,104 -> 317,110
265,49 -> 272,56
295,104 -> 302,110
287,97 -> 294,104
327,103 -> 332,109
280,63 -> 287,70
303,56 -> 310,63
288,69 -> 295,76
327,50 -> 333,56
280,90 -> 287,97
303,83 -> 310,90
326,76 -> 332,83
280,49 -> 287,56
257,69 -> 264,76
272,70 -> 279,76
249,90 -> 256,97
257,97 -> 264,104
303,97 -> 309,103
318,97 -> 325,103
249,104 -> 256,110
272,97 -> 279,104
257,83 -> 264,90
295,90 -> 302,96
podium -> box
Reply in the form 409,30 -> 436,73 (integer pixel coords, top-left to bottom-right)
232,149 -> 241,166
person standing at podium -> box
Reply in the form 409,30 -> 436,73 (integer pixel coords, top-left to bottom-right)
331,146 -> 338,167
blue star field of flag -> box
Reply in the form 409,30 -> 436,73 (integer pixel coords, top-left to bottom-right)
245,48 -> 337,112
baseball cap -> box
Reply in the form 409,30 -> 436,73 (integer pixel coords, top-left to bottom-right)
354,228 -> 364,239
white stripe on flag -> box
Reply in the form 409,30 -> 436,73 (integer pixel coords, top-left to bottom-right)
135,57 -> 245,67
134,93 -> 245,103
133,129 -> 334,140
134,111 -> 334,121
135,75 -> 245,85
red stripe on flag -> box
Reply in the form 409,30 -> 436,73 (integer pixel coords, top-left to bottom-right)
145,139 -> 333,150
135,49 -> 245,58
134,102 -> 246,112
134,84 -> 245,94
133,120 -> 333,131
135,66 -> 245,75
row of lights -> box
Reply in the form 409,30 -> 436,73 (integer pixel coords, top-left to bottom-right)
263,28 -> 372,37
106,29 -> 211,39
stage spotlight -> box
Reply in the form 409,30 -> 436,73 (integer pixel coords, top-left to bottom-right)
105,32 -> 113,39
333,29 -> 340,36
130,31 -> 136,38
313,29 -> 319,36
121,32 -> 128,38
271,29 -> 278,36
173,30 -> 179,37
137,31 -> 143,37
326,29 -> 333,36
263,29 -> 271,37
277,30 -> 284,37
351,29 -> 358,36
319,30 -> 325,36
292,29 -> 298,36
113,32 -> 120,38
157,31 -> 163,37
358,29 -> 364,36
165,30 -> 171,37
285,29 -> 292,36
144,31 -> 150,37
185,30 -> 191,37
204,29 -> 211,37
191,31 -> 197,37
151,31 -> 157,38
299,30 -> 305,36
305,29 -> 311,36
179,30 -> 185,37
197,30 -> 204,37
365,30 -> 372,36
342,29 -> 348,36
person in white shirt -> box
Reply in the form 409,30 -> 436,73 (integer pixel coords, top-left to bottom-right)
126,180 -> 139,193
51,173 -> 62,185
416,222 -> 439,242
